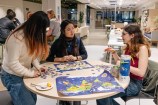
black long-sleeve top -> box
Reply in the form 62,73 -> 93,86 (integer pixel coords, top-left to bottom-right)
46,38 -> 88,62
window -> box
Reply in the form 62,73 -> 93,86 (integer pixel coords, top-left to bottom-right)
96,10 -> 135,23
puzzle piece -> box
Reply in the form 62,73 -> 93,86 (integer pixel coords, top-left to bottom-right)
54,61 -> 94,72
40,66 -> 57,79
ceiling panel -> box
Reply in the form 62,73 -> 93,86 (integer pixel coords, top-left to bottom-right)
77,0 -> 158,9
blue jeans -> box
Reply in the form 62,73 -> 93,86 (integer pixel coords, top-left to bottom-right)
1,69 -> 37,105
96,78 -> 142,105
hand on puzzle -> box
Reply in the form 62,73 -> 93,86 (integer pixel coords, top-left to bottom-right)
34,70 -> 41,77
62,56 -> 70,62
40,66 -> 47,73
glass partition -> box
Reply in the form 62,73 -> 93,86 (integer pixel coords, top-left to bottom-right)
95,9 -> 135,29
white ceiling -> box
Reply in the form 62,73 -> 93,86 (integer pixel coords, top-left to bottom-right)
77,0 -> 158,9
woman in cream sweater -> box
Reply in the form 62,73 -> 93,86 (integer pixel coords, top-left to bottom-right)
1,11 -> 51,105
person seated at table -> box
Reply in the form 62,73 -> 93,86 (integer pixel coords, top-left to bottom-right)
46,19 -> 87,62
1,11 -> 52,105
26,11 -> 32,20
74,24 -> 79,33
46,20 -> 87,105
97,25 -> 151,105
47,9 -> 60,45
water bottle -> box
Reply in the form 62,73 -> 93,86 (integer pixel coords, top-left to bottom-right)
119,55 -> 131,82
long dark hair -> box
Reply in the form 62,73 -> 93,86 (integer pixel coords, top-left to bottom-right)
123,25 -> 151,57
59,20 -> 79,56
7,11 -> 50,60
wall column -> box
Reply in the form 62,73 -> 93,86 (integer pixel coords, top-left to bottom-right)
90,8 -> 95,29
77,4 -> 87,27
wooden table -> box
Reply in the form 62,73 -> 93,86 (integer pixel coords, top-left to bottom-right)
23,60 -> 129,104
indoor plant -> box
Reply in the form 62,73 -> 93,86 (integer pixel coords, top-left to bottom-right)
78,11 -> 84,27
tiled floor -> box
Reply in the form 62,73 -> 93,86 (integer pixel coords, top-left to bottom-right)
36,96 -> 155,105
0,29 -> 156,105
83,29 -> 108,46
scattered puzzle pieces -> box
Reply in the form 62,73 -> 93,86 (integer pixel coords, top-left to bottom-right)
40,67 -> 57,79
54,61 -> 94,72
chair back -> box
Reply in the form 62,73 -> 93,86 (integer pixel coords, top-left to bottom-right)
85,45 -> 107,62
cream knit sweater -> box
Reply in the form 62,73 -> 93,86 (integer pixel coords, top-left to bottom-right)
2,30 -> 41,77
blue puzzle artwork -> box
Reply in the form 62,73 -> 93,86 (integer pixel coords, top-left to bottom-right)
92,71 -> 124,93
56,76 -> 95,96
56,71 -> 124,96
54,61 -> 94,72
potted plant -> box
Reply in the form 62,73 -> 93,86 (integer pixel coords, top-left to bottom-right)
136,16 -> 141,26
78,11 -> 84,27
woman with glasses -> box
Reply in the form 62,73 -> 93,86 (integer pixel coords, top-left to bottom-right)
97,25 -> 151,105
1,11 -> 52,105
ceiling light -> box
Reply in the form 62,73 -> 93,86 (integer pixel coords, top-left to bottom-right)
119,0 -> 123,6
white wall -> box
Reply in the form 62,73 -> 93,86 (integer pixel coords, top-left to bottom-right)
136,0 -> 158,17
0,0 -> 42,23
0,5 -> 14,18
23,1 -> 42,20
0,0 -> 24,23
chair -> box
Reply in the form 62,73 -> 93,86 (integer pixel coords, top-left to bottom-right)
0,90 -> 13,105
78,26 -> 89,38
85,45 -> 108,62
123,91 -> 154,105
56,100 -> 88,105
0,43 -> 4,65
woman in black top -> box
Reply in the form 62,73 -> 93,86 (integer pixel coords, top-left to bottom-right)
46,20 -> 87,62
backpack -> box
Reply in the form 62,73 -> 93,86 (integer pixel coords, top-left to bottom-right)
0,28 -> 10,44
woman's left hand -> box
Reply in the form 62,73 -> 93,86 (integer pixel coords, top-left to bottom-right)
68,55 -> 77,61
34,70 -> 41,77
